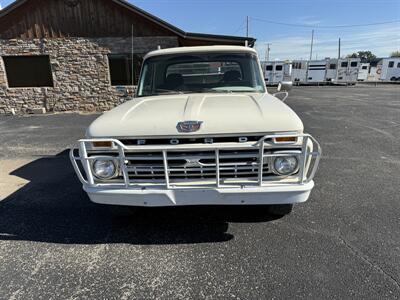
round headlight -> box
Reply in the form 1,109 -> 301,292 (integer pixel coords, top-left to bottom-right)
92,159 -> 116,179
273,156 -> 298,175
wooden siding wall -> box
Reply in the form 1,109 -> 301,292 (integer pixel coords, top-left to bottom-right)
0,0 -> 175,39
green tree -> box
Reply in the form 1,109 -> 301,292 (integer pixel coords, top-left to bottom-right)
347,53 -> 359,58
390,51 -> 400,57
346,51 -> 377,62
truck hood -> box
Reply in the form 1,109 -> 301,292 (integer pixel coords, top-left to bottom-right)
86,93 -> 303,137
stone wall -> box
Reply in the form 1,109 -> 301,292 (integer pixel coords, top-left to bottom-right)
0,36 -> 178,114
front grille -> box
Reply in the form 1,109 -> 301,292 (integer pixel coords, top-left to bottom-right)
119,136 -> 263,146
71,134 -> 322,189
124,149 -> 271,181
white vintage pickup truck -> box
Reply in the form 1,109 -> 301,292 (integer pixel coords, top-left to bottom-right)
70,45 -> 321,215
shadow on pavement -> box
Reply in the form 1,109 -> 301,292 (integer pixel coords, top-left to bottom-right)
0,151 -> 281,245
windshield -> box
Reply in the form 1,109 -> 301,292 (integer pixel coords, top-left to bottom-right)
137,52 -> 266,97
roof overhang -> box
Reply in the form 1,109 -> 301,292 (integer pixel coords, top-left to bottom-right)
112,0 -> 255,46
0,0 -> 256,46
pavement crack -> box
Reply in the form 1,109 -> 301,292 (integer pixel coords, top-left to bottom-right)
337,235 -> 400,291
278,222 -> 400,291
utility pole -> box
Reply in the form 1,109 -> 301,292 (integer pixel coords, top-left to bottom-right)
246,16 -> 249,37
306,30 -> 314,84
265,43 -> 271,62
338,38 -> 341,58
309,29 -> 314,61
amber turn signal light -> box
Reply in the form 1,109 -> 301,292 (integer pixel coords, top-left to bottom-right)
92,141 -> 113,148
274,137 -> 297,143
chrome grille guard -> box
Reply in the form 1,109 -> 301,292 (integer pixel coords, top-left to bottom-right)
70,134 -> 321,189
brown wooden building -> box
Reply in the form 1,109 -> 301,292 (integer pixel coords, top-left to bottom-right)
0,0 -> 255,114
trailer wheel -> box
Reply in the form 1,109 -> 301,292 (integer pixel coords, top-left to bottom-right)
390,76 -> 396,81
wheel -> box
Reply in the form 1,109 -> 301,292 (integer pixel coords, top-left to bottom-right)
268,204 -> 293,216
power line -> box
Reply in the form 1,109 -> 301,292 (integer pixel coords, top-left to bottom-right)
232,19 -> 247,35
251,17 -> 400,28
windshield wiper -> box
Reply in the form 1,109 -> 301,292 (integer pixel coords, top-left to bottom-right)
209,88 -> 259,93
156,90 -> 190,95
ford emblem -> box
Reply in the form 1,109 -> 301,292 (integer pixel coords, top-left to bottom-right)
177,121 -> 203,133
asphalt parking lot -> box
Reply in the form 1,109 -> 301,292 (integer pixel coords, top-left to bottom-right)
0,85 -> 399,299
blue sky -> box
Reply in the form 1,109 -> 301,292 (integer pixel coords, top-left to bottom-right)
1,0 -> 399,59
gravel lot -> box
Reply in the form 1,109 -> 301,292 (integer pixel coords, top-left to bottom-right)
0,85 -> 399,299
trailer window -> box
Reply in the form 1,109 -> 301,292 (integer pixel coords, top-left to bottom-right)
275,65 -> 283,71
329,64 -> 336,69
350,61 -> 358,67
388,61 -> 394,68
3,55 -> 53,88
362,66 -> 368,70
397,62 -> 400,68
266,65 -> 273,71
341,62 -> 348,68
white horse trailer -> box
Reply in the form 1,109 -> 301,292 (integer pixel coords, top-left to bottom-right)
379,58 -> 400,81
306,60 -> 328,84
325,59 -> 338,83
368,65 -> 381,81
291,60 -> 308,84
264,61 -> 292,85
357,63 -> 370,81
332,58 -> 360,84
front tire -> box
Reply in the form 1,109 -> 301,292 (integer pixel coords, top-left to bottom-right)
268,204 -> 293,216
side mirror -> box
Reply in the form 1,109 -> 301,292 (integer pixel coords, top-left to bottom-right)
277,81 -> 293,92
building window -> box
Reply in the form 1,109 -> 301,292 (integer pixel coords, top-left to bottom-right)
388,61 -> 394,68
350,61 -> 358,67
108,54 -> 142,86
3,55 -> 53,88
341,62 -> 348,68
275,65 -> 283,71
266,65 -> 273,71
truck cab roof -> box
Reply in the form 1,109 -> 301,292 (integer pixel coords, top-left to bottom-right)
145,45 -> 257,59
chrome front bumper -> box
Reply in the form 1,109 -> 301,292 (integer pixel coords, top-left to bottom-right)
70,134 -> 321,206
